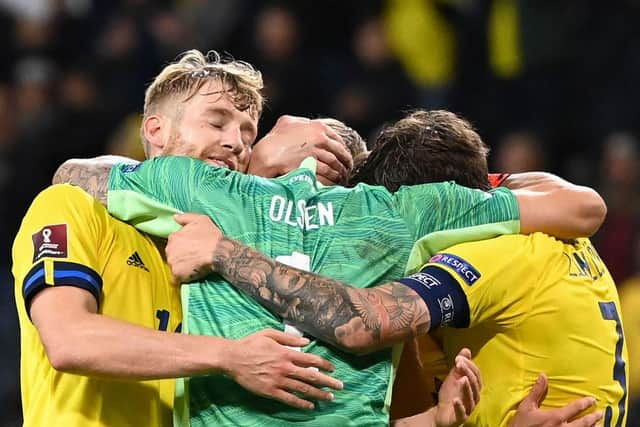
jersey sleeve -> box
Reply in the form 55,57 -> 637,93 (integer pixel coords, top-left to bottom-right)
394,182 -> 521,272
108,156 -> 229,237
11,185 -> 105,317
398,235 -> 535,330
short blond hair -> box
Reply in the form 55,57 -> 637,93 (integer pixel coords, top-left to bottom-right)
141,49 -> 264,155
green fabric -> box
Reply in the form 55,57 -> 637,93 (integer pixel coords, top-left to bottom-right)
405,218 -> 520,273
173,285 -> 192,427
107,189 -> 182,237
108,156 -> 521,427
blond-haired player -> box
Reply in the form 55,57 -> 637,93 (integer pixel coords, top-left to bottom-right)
13,49 -> 352,427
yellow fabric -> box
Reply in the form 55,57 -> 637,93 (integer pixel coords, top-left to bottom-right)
383,0 -> 456,87
619,277 -> 640,398
12,184 -> 181,427
390,333 -> 448,419
424,234 -> 628,426
488,0 -> 522,78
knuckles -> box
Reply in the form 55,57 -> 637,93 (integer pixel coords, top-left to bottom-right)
275,115 -> 298,126
309,120 -> 329,135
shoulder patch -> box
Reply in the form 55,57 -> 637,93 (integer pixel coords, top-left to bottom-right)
121,163 -> 141,173
429,253 -> 481,286
32,224 -> 68,262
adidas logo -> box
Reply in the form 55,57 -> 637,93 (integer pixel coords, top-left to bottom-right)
127,251 -> 149,272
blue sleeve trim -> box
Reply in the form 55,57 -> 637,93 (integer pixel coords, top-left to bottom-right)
22,262 -> 47,314
22,261 -> 103,319
398,266 -> 470,330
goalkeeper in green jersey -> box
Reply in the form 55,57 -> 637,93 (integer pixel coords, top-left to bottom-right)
163,110 -> 608,427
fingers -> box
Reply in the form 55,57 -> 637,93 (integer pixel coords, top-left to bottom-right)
272,365 -> 343,410
468,358 -> 482,391
288,365 -> 344,391
457,347 -> 472,360
454,355 -> 481,405
316,147 -> 349,180
555,396 -> 598,422
260,329 -> 311,348
174,212 -> 202,226
281,377 -> 336,402
270,388 -> 316,410
259,329 -> 337,373
456,375 -> 475,415
320,131 -> 354,171
268,116 -> 354,182
452,398 -> 468,423
566,409 -> 603,427
320,121 -> 341,142
291,350 -> 336,373
316,161 -> 343,185
519,374 -> 548,411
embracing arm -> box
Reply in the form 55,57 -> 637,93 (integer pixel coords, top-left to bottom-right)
31,285 -> 340,409
31,285 -> 231,380
52,155 -> 136,205
213,238 -> 430,354
168,214 -> 430,355
505,172 -> 607,238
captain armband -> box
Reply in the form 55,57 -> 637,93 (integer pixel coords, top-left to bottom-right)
22,261 -> 103,318
398,266 -> 470,330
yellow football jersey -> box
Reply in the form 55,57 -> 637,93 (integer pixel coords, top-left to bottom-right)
401,234 -> 628,427
12,184 -> 181,427
619,277 -> 640,400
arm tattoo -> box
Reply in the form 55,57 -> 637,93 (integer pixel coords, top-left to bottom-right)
212,238 -> 431,353
53,156 -> 138,205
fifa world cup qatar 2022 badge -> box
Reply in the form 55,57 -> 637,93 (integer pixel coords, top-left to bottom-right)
32,224 -> 68,262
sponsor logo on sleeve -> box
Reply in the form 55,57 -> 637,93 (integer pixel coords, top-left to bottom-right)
429,253 -> 481,286
32,224 -> 68,262
121,163 -> 141,173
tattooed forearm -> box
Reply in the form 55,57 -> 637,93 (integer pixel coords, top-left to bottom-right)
53,156 -> 138,205
212,238 -> 431,354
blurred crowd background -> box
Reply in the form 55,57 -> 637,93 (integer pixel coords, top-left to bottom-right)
1,0 -> 639,425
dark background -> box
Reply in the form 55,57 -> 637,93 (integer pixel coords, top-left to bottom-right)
1,1 -> 639,425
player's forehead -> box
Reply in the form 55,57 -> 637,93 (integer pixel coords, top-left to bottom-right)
185,79 -> 257,125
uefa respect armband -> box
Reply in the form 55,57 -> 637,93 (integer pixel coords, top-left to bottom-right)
398,266 -> 470,330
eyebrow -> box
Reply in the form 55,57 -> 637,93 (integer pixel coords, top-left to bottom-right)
203,107 -> 257,139
202,107 -> 232,118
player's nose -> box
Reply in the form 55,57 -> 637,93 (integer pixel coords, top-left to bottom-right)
220,126 -> 243,154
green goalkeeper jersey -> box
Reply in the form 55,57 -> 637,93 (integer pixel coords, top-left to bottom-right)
108,156 -> 520,427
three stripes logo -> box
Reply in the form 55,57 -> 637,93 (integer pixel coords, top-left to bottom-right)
127,251 -> 149,272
